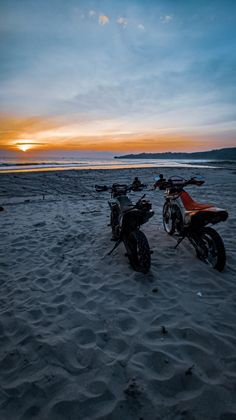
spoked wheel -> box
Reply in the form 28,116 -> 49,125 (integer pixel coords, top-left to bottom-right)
163,202 -> 175,235
194,226 -> 226,271
124,230 -> 151,273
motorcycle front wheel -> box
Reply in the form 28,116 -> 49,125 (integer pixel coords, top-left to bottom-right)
163,202 -> 175,235
124,230 -> 151,274
194,226 -> 226,272
110,208 -> 119,240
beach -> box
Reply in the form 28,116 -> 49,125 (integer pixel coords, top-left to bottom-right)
0,166 -> 236,420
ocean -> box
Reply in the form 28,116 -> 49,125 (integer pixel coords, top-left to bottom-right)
0,157 -> 230,173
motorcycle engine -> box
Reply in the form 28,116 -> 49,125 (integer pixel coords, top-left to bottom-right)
137,199 -> 152,211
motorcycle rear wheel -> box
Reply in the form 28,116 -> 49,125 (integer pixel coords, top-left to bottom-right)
195,226 -> 226,272
124,230 -> 151,274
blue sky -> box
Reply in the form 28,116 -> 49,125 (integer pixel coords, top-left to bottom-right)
0,0 -> 236,154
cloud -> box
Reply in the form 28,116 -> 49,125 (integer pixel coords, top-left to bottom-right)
99,15 -> 109,26
138,24 -> 145,31
0,114 -> 62,150
89,10 -> 96,18
16,141 -> 45,146
160,15 -> 173,24
117,17 -> 128,27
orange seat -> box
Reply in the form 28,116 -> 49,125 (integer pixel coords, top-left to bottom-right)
180,191 -> 213,211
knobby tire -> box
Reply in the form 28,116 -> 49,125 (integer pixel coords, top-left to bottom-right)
163,202 -> 175,235
196,226 -> 226,272
124,230 -> 151,274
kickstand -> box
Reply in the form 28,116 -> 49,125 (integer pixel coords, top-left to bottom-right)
107,239 -> 122,255
174,236 -> 185,249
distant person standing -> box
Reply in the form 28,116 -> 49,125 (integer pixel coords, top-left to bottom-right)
153,174 -> 165,189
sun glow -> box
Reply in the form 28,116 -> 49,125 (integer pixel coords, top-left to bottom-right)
18,144 -> 32,152
16,139 -> 36,152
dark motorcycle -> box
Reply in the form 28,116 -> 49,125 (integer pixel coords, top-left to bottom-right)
131,183 -> 147,192
95,184 -> 146,193
154,175 -> 228,271
107,183 -> 154,273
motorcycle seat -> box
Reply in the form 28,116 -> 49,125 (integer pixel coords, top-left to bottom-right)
188,208 -> 228,224
180,191 -> 213,211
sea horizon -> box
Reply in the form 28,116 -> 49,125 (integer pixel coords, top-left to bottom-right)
0,156 -> 232,173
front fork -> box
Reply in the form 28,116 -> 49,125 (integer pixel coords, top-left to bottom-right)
167,201 -> 184,236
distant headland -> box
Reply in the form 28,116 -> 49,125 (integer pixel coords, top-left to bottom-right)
114,147 -> 236,160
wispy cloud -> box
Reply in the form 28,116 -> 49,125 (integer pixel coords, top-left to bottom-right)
89,10 -> 96,18
160,15 -> 173,24
117,17 -> 128,27
16,141 -> 44,145
138,23 -> 145,31
99,15 -> 109,26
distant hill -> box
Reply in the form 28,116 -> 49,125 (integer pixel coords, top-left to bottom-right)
114,147 -> 236,160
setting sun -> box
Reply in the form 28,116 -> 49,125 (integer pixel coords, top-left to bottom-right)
15,139 -> 36,152
18,144 -> 32,152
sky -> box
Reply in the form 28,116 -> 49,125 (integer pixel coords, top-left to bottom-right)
0,0 -> 236,157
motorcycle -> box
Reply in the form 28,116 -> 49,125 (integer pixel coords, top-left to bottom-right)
95,184 -> 147,193
131,183 -> 147,192
96,183 -> 154,273
154,174 -> 228,271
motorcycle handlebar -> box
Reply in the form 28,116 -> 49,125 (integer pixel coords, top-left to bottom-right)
154,175 -> 205,190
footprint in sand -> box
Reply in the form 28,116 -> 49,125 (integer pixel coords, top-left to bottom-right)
74,327 -> 96,347
87,379 -> 108,395
28,308 -> 43,321
117,315 -> 138,335
35,277 -> 53,291
52,293 -> 66,304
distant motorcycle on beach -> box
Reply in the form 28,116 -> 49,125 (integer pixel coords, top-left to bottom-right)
154,174 -> 228,271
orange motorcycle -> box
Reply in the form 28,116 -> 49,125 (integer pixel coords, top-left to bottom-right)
154,174 -> 228,271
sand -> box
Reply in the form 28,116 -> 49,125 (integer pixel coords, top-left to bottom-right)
0,166 -> 236,420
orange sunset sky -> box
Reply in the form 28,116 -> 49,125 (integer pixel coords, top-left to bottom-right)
1,113 -> 235,156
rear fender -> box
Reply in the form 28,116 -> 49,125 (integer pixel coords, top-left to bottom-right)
122,209 -> 143,231
189,208 -> 228,228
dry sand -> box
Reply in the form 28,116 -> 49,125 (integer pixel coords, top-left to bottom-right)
0,166 -> 236,420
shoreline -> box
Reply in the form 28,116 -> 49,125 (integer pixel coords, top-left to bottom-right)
1,159 -> 236,174
0,162 -> 229,174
